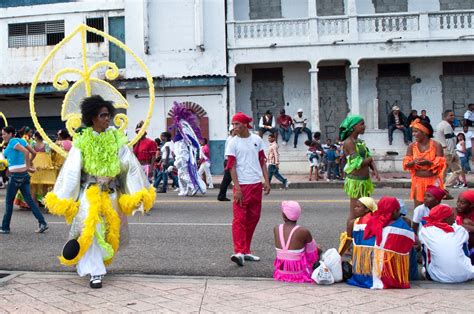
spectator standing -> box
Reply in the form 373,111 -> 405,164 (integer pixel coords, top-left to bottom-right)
463,103 -> 474,127
267,133 -> 289,189
455,133 -> 468,188
387,105 -> 410,145
435,110 -> 462,188
276,109 -> 293,145
226,112 -> 270,266
420,109 -> 430,123
217,126 -> 234,201
156,132 -> 173,193
1,126 -> 48,234
258,110 -> 276,138
133,121 -> 158,181
326,145 -> 338,181
406,110 -> 419,142
198,138 -> 213,189
293,109 -> 312,148
460,125 -> 473,173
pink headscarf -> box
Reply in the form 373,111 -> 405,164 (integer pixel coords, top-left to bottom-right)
425,186 -> 446,202
282,201 -> 301,221
423,204 -> 454,233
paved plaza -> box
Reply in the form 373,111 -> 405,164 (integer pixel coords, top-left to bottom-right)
0,272 -> 473,313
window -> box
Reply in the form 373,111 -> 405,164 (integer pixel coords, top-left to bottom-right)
443,62 -> 474,76
86,17 -> 104,43
378,63 -> 410,77
8,20 -> 64,48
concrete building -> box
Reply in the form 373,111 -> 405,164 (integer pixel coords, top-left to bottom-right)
227,0 -> 474,172
0,0 -> 228,172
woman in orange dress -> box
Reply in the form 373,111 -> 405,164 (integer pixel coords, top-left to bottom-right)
403,119 -> 446,208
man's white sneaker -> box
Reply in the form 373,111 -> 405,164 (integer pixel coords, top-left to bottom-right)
231,253 -> 244,266
282,141 -> 287,145
284,181 -> 290,189
243,254 -> 260,262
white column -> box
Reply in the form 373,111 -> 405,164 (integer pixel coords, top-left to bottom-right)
228,73 -> 237,120
309,67 -> 320,132
194,0 -> 204,49
347,0 -> 358,41
227,0 -> 236,47
350,64 -> 360,115
308,0 -> 318,42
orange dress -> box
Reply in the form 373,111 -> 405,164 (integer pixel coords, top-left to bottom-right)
402,140 -> 446,202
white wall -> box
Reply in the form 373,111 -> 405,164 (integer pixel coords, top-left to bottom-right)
0,1 -> 123,85
234,0 -> 250,20
235,62 -> 312,127
125,0 -> 226,79
408,0 -> 439,12
282,0 -> 307,18
126,86 -> 227,141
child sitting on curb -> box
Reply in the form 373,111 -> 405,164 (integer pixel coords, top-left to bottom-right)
273,201 -> 320,283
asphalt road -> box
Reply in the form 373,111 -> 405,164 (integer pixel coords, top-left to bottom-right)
0,187 -> 463,278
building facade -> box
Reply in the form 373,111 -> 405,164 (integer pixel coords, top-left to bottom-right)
227,0 -> 474,172
0,0 -> 228,172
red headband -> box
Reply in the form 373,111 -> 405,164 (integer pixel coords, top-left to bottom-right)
460,190 -> 474,204
232,112 -> 253,129
425,185 -> 446,202
423,204 -> 454,233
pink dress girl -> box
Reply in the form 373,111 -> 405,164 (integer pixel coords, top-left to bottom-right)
273,201 -> 319,283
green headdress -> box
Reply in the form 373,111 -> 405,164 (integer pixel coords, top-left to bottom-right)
339,115 -> 363,141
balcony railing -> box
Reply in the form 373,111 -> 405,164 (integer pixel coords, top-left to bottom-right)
230,10 -> 474,47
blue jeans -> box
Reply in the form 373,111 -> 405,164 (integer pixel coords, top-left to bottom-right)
278,127 -> 292,143
153,168 -> 163,189
268,164 -> 287,184
460,156 -> 470,173
327,161 -> 337,180
293,127 -> 312,147
2,171 -> 46,231
464,149 -> 472,172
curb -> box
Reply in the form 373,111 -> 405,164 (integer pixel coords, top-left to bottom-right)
211,181 -> 413,190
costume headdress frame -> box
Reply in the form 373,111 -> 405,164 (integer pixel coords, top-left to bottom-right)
29,24 -> 155,157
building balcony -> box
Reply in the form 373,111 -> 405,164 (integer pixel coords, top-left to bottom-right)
228,10 -> 474,48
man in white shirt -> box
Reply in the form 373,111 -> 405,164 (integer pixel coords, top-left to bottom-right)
226,112 -> 271,266
258,110 -> 276,138
292,108 -> 312,148
460,125 -> 473,173
435,110 -> 461,187
463,103 -> 474,127
419,204 -> 474,283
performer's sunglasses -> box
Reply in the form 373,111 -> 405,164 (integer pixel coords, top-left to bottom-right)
98,112 -> 111,119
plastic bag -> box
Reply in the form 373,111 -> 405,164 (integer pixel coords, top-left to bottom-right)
312,261 -> 335,285
321,248 -> 343,282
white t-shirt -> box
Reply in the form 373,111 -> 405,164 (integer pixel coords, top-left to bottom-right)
456,142 -> 466,158
419,224 -> 474,283
293,114 -> 308,128
161,141 -> 172,160
413,204 -> 430,226
225,133 -> 264,184
464,110 -> 474,122
462,131 -> 473,149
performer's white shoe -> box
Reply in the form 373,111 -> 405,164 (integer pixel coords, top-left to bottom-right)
244,254 -> 260,262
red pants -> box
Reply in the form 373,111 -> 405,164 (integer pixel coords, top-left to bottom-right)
232,183 -> 262,254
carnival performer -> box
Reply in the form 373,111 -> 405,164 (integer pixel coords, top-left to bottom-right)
168,102 -> 206,196
30,131 -> 56,205
419,204 -> 474,283
44,96 -> 155,289
0,126 -> 48,234
347,196 -> 415,289
403,119 -> 446,208
340,115 -> 380,235
226,112 -> 271,266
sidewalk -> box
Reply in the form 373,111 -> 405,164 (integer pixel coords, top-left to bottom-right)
0,271 -> 472,313
211,172 -> 474,189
